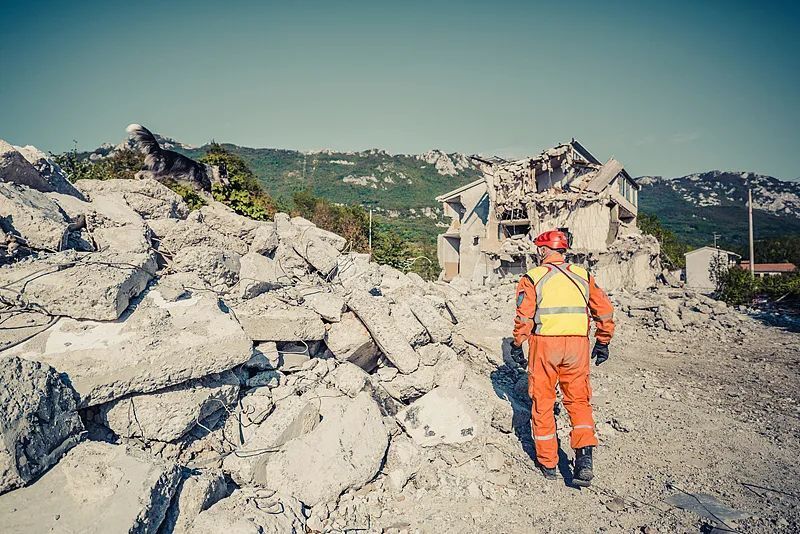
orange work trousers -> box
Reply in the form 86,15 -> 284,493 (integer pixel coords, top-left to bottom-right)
527,335 -> 598,468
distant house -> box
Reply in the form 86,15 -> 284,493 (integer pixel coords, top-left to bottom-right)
684,247 -> 741,291
737,261 -> 798,277
435,140 -> 641,284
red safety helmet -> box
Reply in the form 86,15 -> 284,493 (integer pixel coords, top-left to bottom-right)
534,230 -> 570,250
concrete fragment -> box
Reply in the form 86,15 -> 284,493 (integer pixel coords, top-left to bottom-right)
0,250 -> 156,321
192,489 -> 306,534
326,362 -> 369,397
324,312 -> 380,371
302,290 -> 345,322
172,245 -> 241,289
245,341 -> 279,371
383,363 -> 437,401
6,283 -> 253,407
396,386 -> 480,447
249,222 -> 279,254
190,201 -> 264,247
0,357 -> 84,495
0,140 -> 57,193
74,177 -> 188,219
233,295 -> 326,341
390,301 -> 432,347
408,295 -> 453,343
160,470 -> 229,534
237,387 -> 274,426
292,233 -> 340,276
657,305 -> 683,332
383,435 -> 422,491
335,252 -> 383,292
223,395 -> 321,485
97,371 -> 240,442
254,391 -> 388,506
290,216 -> 348,251
238,251 -> 282,298
246,369 -> 283,388
160,218 -> 248,255
0,441 -> 181,534
0,182 -> 69,250
347,291 -> 419,374
13,144 -> 84,198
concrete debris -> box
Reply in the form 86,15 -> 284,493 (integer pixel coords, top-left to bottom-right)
254,391 -> 388,506
302,290 -> 345,322
192,488 -> 306,534
160,470 -> 229,534
390,301 -> 432,347
233,294 -> 326,341
0,250 -> 156,321
0,441 -> 181,533
0,182 -> 70,251
12,144 -> 84,198
249,222 -> 279,254
407,295 -> 454,344
0,357 -> 84,495
6,283 -> 252,407
0,140 -> 67,195
74,177 -> 188,219
96,371 -> 240,442
171,245 -> 241,290
347,291 -> 420,374
397,386 -> 481,447
324,311 -> 380,371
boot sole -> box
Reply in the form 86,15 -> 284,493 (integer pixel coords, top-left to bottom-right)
572,477 -> 592,487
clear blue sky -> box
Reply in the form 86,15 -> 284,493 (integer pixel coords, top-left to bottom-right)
1,0 -> 798,179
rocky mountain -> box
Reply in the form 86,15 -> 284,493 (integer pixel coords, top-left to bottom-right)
637,171 -> 800,248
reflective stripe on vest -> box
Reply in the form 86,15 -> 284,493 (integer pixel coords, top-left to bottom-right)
526,263 -> 590,336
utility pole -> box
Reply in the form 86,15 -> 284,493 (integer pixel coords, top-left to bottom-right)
368,209 -> 373,256
713,232 -> 720,250
748,187 -> 755,278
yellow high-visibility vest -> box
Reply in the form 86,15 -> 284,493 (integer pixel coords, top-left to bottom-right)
525,262 -> 590,336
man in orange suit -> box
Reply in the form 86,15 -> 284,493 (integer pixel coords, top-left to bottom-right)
511,230 -> 615,486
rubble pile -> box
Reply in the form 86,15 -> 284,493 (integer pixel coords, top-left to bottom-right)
0,142 -> 768,533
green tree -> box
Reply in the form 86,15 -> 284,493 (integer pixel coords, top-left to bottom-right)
637,212 -> 691,269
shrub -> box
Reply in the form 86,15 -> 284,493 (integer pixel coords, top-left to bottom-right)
637,212 -> 690,269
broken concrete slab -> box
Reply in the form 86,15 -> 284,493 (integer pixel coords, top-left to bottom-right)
396,386 -> 481,447
159,218 -> 248,256
0,182 -> 69,251
171,245 -> 241,290
245,341 -> 279,371
347,291 -> 419,374
74,177 -> 188,220
383,362 -> 437,401
289,216 -> 348,251
0,441 -> 181,533
0,140 -> 57,193
192,488 -> 307,534
232,294 -> 326,341
237,251 -> 283,299
324,312 -> 380,371
0,250 -> 156,321
254,391 -> 388,507
408,295 -> 453,343
382,434 -> 422,492
223,395 -> 321,485
190,201 -> 265,246
160,470 -> 229,534
6,283 -> 253,407
390,301 -> 432,347
292,233 -> 340,276
13,144 -> 84,198
326,362 -> 369,397
0,357 -> 84,495
334,252 -> 383,292
249,222 -> 279,255
97,371 -> 240,443
301,290 -> 344,322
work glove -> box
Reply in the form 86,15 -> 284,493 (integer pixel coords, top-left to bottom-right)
510,343 -> 525,362
592,342 -> 609,366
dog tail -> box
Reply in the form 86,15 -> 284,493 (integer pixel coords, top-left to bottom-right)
126,124 -> 161,167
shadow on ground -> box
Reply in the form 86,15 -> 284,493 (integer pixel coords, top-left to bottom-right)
489,336 -> 580,488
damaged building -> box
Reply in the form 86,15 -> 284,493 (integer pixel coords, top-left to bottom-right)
436,140 -> 658,290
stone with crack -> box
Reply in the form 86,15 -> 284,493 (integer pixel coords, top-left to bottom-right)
347,291 -> 419,374
0,250 -> 156,321
0,357 -> 84,495
0,441 -> 181,534
238,251 -> 282,299
74,177 -> 188,220
390,301 -> 431,347
171,245 -> 241,290
253,390 -> 388,507
160,470 -> 229,534
396,386 -> 481,447
232,294 -> 326,341
5,283 -> 252,407
301,290 -> 345,322
192,488 -> 307,534
96,371 -> 239,443
324,311 -> 380,371
0,182 -> 70,251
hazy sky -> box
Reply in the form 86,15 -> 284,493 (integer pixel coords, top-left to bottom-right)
1,0 -> 798,179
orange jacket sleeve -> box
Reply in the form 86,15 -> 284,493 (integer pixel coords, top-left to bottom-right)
512,275 -> 537,347
588,274 -> 615,344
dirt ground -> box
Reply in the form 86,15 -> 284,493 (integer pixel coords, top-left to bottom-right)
371,307 -> 800,533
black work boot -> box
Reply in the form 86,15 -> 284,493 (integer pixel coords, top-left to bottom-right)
572,447 -> 594,487
538,464 -> 557,480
